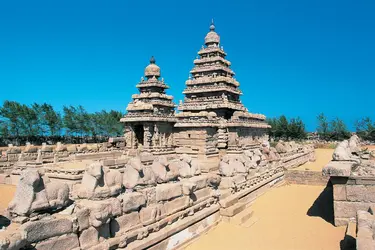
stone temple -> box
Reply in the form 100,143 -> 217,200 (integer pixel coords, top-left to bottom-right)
0,21 -> 317,250
121,21 -> 270,170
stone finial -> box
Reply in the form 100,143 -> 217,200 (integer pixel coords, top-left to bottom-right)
150,55 -> 156,64
210,19 -> 215,31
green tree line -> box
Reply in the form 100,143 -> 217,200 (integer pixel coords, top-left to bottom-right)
268,113 -> 375,142
0,100 -> 124,146
267,115 -> 307,140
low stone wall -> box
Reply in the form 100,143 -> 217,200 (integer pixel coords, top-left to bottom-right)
285,170 -> 329,186
331,175 -> 375,226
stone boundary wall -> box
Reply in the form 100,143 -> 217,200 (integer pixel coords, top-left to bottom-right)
331,176 -> 375,226
285,170 -> 329,186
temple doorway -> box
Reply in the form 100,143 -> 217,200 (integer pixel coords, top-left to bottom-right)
133,125 -> 144,146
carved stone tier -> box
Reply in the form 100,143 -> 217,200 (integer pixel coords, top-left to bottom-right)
132,93 -> 173,100
183,86 -> 242,95
178,102 -> 247,111
186,76 -> 240,87
193,56 -> 231,66
198,46 -> 227,56
190,65 -> 234,76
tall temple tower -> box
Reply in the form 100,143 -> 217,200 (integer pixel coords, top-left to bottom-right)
121,57 -> 176,154
174,21 -> 270,164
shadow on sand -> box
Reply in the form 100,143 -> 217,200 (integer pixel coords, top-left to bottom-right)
306,181 -> 356,250
306,181 -> 334,225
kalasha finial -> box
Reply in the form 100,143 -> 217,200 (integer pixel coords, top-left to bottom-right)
150,56 -> 156,64
210,19 -> 215,31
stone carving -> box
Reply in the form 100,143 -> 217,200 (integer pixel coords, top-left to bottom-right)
169,154 -> 201,178
151,156 -> 179,183
332,140 -> 359,161
123,156 -> 156,190
73,162 -> 122,199
8,169 -> 70,217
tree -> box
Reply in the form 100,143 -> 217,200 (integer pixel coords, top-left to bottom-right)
40,103 -> 62,136
267,115 -> 306,140
288,117 -> 306,139
317,113 -> 330,140
330,117 -> 350,140
355,117 -> 375,141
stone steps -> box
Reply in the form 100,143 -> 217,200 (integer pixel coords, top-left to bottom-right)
230,206 -> 254,225
220,202 -> 246,217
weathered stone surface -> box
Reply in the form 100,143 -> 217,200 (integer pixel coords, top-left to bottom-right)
185,175 -> 208,190
155,183 -> 182,201
110,212 -> 140,237
346,185 -> 375,202
34,233 -> 79,250
20,217 -> 73,243
139,204 -> 166,225
139,187 -> 156,205
73,162 -> 122,199
334,201 -> 372,219
119,192 -> 146,213
0,231 -> 27,250
333,185 -> 346,201
190,187 -> 212,204
75,198 -> 121,228
323,161 -> 354,177
164,196 -> 190,215
79,226 -> 99,249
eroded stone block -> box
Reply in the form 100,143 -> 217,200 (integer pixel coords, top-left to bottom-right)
119,192 -> 146,213
34,233 -> 79,250
139,204 -> 166,226
190,187 -> 212,204
110,211 -> 140,237
333,185 -> 347,201
155,183 -> 182,201
20,218 -> 73,243
164,196 -> 190,215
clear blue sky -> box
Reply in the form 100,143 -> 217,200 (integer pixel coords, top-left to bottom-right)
0,0 -> 374,131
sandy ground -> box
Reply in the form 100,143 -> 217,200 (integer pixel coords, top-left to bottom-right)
0,184 -> 16,213
294,148 -> 334,171
185,184 -> 345,250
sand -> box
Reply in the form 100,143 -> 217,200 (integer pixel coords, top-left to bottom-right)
0,184 -> 16,213
185,184 -> 345,250
294,148 -> 335,171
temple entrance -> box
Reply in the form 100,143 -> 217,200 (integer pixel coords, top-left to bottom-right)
133,125 -> 144,146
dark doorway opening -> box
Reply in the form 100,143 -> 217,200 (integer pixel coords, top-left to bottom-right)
134,125 -> 144,146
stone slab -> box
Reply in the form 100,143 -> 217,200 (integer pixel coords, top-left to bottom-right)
323,161 -> 355,177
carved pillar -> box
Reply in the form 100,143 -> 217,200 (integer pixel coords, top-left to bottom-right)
143,124 -> 152,149
124,125 -> 134,149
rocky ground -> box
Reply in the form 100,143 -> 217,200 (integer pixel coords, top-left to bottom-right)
0,184 -> 16,216
185,184 -> 346,250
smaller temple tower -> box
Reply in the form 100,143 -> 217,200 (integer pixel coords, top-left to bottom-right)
121,57 -> 176,154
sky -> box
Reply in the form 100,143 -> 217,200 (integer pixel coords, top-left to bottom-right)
0,0 -> 374,131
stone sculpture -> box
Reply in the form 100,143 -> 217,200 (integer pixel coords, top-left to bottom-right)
170,154 -> 201,178
8,169 -> 70,217
73,162 -> 122,199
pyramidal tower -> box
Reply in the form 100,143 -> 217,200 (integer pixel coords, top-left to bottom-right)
174,20 -> 270,165
121,57 -> 176,154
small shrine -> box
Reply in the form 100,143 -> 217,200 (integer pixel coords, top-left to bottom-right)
120,57 -> 176,154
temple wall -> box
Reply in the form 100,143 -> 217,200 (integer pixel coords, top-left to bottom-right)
174,128 -> 217,157
0,143 -> 316,250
